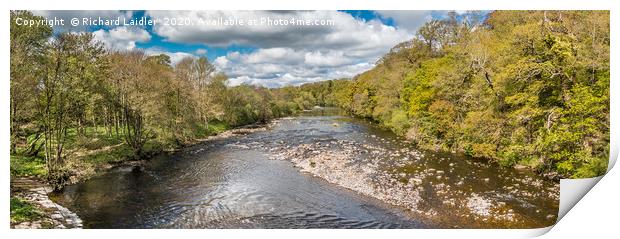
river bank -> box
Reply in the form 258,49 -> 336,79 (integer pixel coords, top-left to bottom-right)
48,112 -> 560,228
10,177 -> 82,229
10,124 -> 268,229
258,115 -> 559,228
270,136 -> 559,228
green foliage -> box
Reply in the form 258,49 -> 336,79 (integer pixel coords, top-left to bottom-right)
10,155 -> 47,178
207,121 -> 230,135
386,109 -> 410,135
9,11 -> 609,182
471,143 -> 497,160
572,156 -> 608,178
329,11 -> 610,178
10,11 -> 52,154
499,145 -> 534,167
9,11 -> 313,187
82,143 -> 136,165
402,58 -> 446,118
10,197 -> 43,224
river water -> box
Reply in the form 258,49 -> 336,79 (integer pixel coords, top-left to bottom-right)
50,108 -> 559,228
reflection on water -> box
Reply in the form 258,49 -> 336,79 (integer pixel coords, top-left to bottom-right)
50,108 -> 558,228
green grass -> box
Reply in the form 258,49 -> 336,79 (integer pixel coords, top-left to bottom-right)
10,155 -> 47,178
191,121 -> 230,138
72,127 -> 126,149
207,121 -> 229,135
10,197 -> 43,224
82,143 -> 135,165
11,123 -> 234,183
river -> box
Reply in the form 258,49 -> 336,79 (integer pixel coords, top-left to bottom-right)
49,108 -> 559,228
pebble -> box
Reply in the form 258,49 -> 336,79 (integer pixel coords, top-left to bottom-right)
410,178 -> 422,184
218,122 -> 561,227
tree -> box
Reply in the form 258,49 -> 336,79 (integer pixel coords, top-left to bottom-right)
333,11 -> 609,178
37,32 -> 106,189
108,51 -> 158,156
10,11 -> 52,154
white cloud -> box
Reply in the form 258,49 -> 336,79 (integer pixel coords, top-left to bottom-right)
35,10 -> 442,87
244,48 -> 305,64
93,26 -> 151,51
147,10 -> 414,59
31,11 -> 151,51
219,47 -> 375,87
144,47 -> 196,66
304,51 -> 351,67
213,56 -> 230,68
195,48 -> 208,55
375,11 -> 434,33
377,10 -> 487,33
146,10 -> 426,87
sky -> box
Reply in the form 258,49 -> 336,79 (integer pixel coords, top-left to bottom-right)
32,10 -> 476,88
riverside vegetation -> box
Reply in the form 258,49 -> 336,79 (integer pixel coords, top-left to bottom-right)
304,11 -> 610,179
10,10 -> 609,225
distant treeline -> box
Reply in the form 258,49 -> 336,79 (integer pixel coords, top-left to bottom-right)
298,11 -> 610,179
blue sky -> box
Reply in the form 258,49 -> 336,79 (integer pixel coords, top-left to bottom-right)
92,10 -> 404,62
34,10 -> 485,87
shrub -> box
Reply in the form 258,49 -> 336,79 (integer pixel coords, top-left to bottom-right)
471,143 -> 497,159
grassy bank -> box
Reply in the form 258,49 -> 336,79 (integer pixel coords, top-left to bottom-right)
10,121 -> 230,185
10,197 -> 44,225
